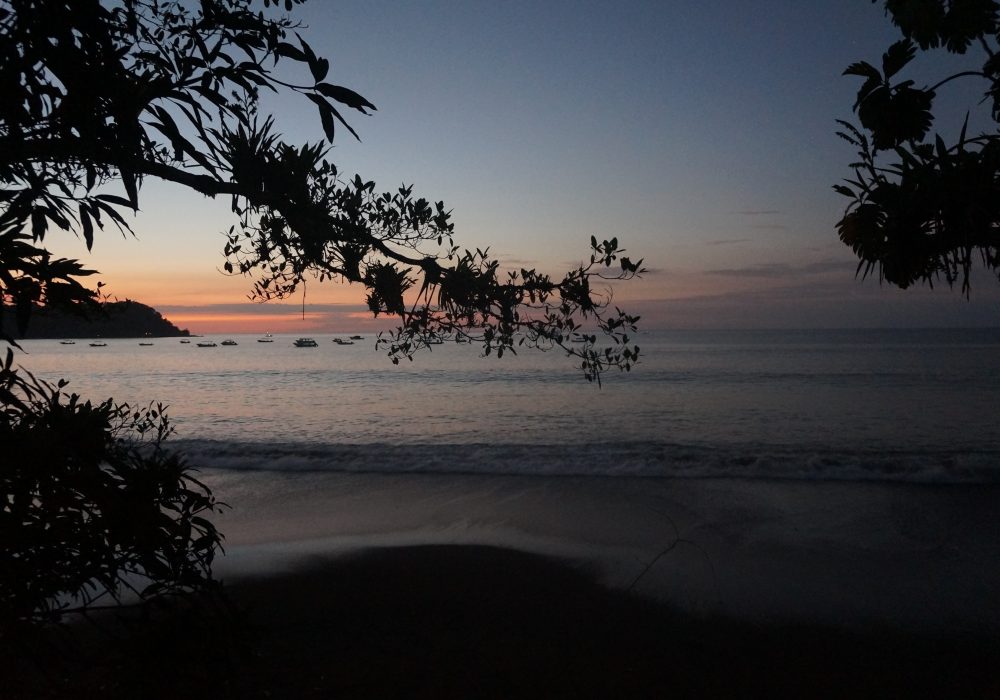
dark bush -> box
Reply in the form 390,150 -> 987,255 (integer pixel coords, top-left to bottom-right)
0,350 -> 225,627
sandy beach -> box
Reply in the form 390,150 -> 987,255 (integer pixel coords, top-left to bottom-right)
209,470 -> 1000,632
9,472 -> 1000,698
12,542 -> 999,699
220,544 -> 1000,699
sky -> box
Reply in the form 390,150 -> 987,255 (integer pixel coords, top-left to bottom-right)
49,0 -> 1000,333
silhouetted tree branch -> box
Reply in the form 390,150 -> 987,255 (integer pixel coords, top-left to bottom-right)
1,0 -> 644,382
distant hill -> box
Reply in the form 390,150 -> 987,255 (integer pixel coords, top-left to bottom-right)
2,300 -> 190,339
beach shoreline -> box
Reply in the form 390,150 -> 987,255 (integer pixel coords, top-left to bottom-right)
11,471 -> 999,698
208,470 -> 1000,634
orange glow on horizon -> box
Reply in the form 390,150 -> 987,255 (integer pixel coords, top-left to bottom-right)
90,259 -> 713,334
165,309 -> 401,335
165,313 -> 327,325
93,267 -> 368,308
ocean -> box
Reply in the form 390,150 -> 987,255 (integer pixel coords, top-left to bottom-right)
13,328 -> 1000,629
15,328 -> 1000,484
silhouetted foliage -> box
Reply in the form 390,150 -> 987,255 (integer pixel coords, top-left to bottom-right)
0,349 -> 224,626
836,0 -> 1000,294
0,0 -> 643,381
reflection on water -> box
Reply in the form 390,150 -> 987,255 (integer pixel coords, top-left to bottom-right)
15,329 -> 1000,455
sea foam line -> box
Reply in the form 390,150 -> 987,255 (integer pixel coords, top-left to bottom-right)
169,438 -> 1000,485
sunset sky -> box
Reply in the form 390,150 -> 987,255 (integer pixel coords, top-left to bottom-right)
48,0 -> 1000,334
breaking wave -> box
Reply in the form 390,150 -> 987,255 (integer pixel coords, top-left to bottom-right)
171,438 -> 1000,485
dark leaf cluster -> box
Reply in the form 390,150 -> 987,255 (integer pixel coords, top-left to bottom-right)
881,0 -> 999,52
372,237 -> 644,385
0,225 -> 100,345
835,0 -> 1000,294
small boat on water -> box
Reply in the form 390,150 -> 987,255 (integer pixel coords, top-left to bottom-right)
221,339 -> 238,346
258,332 -> 274,343
89,342 -> 106,347
293,337 -> 318,347
59,340 -> 75,345
138,342 -> 154,346
332,338 -> 354,345
196,341 -> 217,347
180,339 -> 191,344
350,335 -> 364,340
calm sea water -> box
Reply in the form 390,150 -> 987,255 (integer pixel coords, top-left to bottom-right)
15,328 -> 1000,483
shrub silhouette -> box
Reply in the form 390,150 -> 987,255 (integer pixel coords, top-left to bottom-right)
1,351 -> 224,626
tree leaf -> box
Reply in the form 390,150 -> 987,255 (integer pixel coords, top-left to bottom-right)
80,203 -> 94,251
881,39 -> 915,79
120,169 -> 140,210
325,101 -> 361,141
275,41 -> 306,62
306,93 -> 335,141
31,208 -> 47,239
311,57 -> 329,82
95,194 -> 135,208
843,60 -> 881,81
315,83 -> 377,113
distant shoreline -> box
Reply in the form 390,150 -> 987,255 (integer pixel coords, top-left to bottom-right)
2,300 -> 190,339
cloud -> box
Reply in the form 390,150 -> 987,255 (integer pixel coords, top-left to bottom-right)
156,301 -> 402,333
706,238 -> 751,246
158,302 -> 370,316
800,259 -> 854,275
497,256 -> 539,267
625,274 -> 1000,330
725,209 -> 786,230
707,263 -> 796,278
706,259 -> 853,279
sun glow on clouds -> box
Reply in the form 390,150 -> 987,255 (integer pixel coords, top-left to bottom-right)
151,270 -> 734,334
91,264 -> 389,334
163,313 -> 323,334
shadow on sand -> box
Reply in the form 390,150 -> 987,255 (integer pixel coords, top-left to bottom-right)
6,544 -> 999,698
